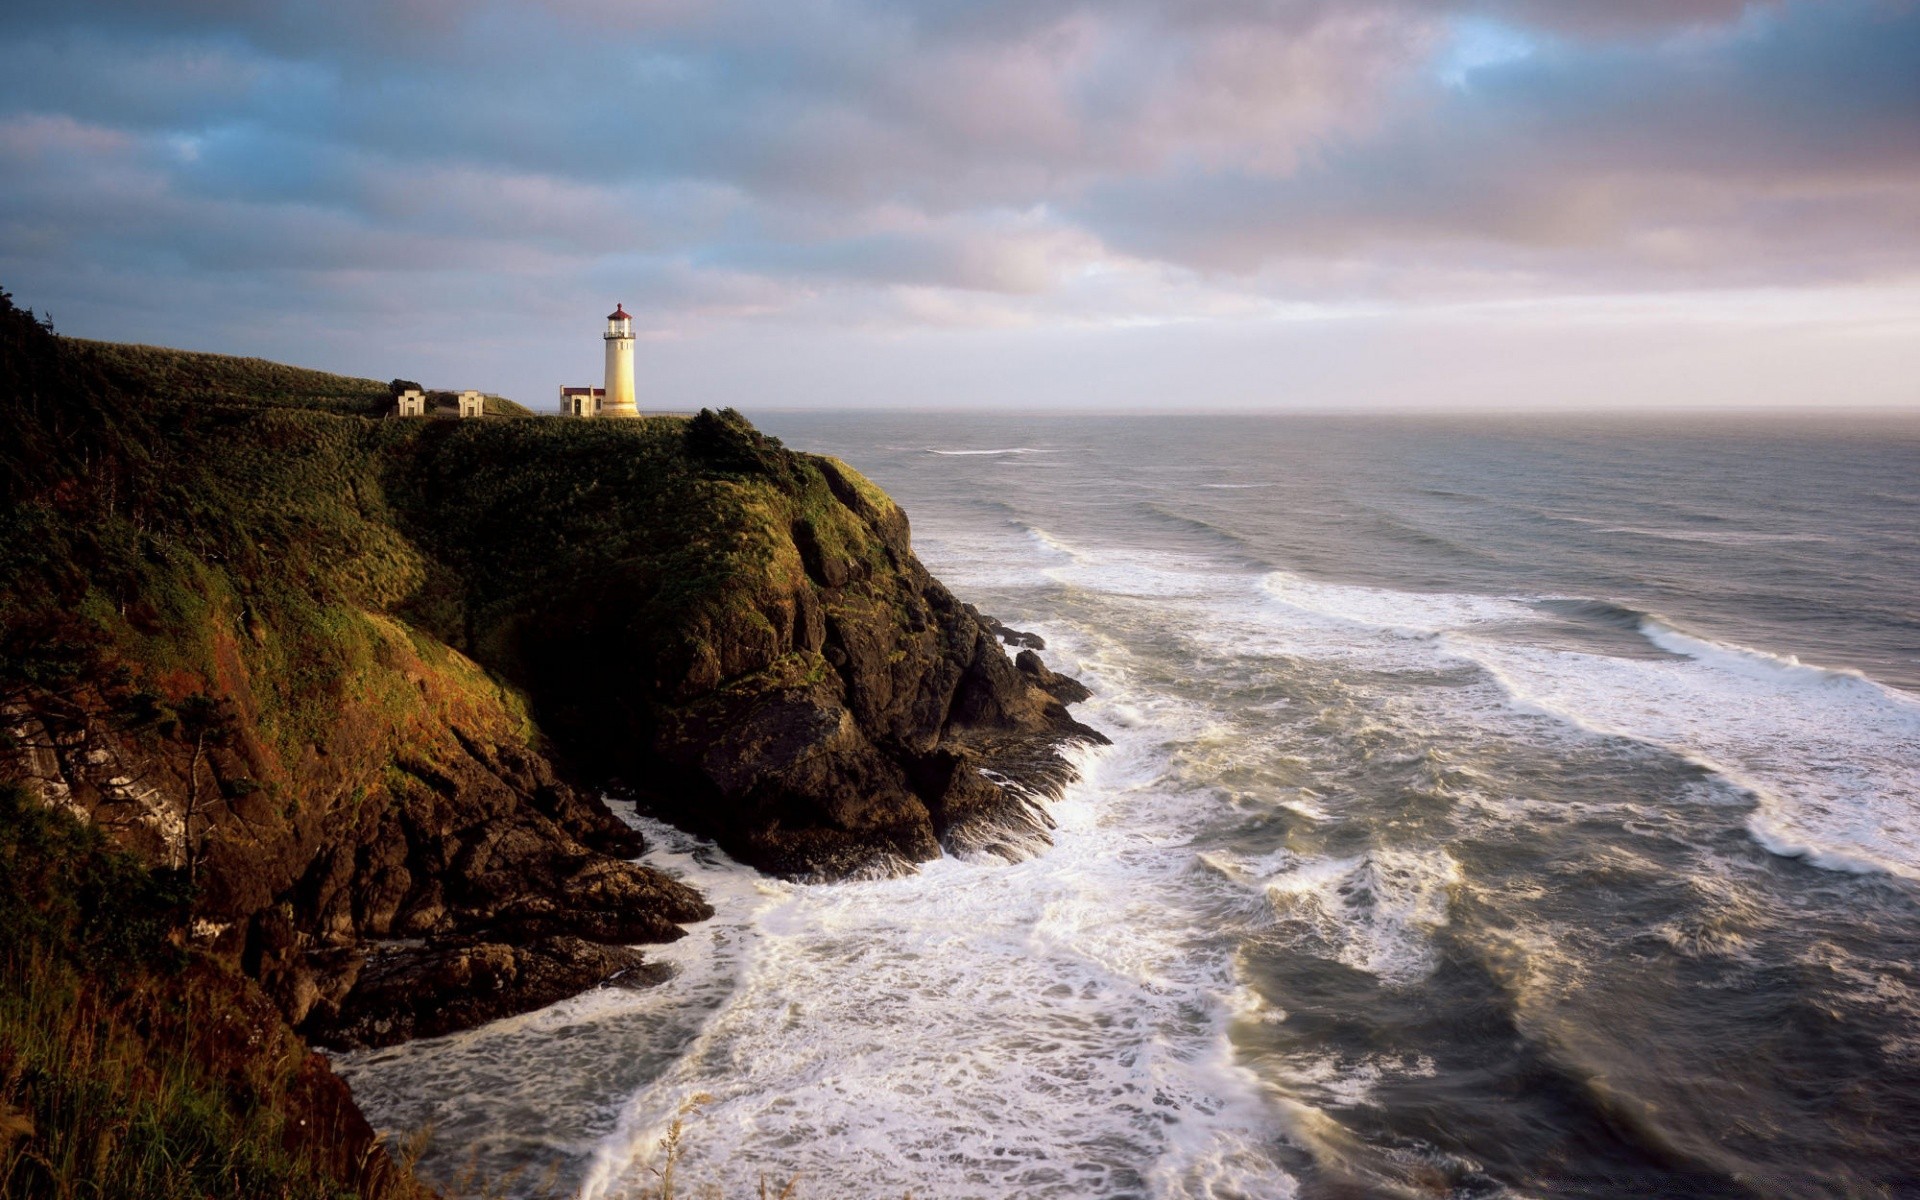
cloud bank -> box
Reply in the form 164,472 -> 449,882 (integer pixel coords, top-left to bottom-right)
2,0 -> 1916,408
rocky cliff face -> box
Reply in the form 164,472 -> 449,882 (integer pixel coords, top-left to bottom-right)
389,409 -> 1107,880
650,452 -> 1105,876
1,303 -> 1101,1078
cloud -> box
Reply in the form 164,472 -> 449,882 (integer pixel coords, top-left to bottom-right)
0,0 -> 1916,408
1075,1 -> 1920,288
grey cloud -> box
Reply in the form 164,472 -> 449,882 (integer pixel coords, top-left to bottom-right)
1,0 -> 1914,380
1074,1 -> 1920,286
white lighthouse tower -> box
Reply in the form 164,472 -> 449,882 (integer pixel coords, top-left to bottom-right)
601,303 -> 638,418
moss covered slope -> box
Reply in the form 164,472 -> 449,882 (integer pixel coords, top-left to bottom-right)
2,296 -> 708,1055
388,407 -> 1103,877
0,287 -> 1099,1188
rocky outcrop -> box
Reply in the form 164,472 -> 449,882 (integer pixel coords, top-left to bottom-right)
1016,647 -> 1093,704
311,937 -> 672,1049
2,305 -> 1101,1071
13,623 -> 711,1049
422,426 -> 1111,880
0,297 -> 1110,1197
982,614 -> 1047,650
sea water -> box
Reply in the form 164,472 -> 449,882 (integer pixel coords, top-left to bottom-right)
337,413 -> 1920,1199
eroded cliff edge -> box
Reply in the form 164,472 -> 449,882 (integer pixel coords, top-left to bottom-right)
386,407 -> 1105,880
0,292 -> 1101,1098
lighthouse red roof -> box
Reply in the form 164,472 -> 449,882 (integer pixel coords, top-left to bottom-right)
607,304 -> 631,321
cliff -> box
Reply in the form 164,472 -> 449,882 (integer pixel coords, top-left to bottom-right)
385,407 -> 1103,878
0,290 -> 1099,1191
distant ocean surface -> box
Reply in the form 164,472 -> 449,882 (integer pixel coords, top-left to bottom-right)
339,413 -> 1920,1199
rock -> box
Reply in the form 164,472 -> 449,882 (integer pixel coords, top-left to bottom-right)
623,456 -> 1108,879
305,936 -> 672,1050
981,613 -> 1046,650
1015,648 -> 1093,704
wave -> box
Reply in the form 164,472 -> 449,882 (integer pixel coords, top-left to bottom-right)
1636,617 -> 1875,686
1462,618 -> 1920,881
1137,502 -> 1270,566
988,533 -> 1920,887
922,446 -> 1057,457
1257,848 -> 1462,987
1247,570 -> 1920,882
1260,570 -> 1536,637
566,658 -> 1303,1200
1351,505 -> 1491,562
1533,596 -> 1663,634
1024,524 -> 1087,562
1599,526 -> 1832,546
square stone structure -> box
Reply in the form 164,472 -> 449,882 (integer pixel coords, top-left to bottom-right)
395,389 -> 427,417
457,390 -> 485,419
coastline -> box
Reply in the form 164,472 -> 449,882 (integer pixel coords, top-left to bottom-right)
0,312 -> 1107,1195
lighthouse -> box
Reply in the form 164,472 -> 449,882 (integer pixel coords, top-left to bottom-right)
601,303 -> 638,418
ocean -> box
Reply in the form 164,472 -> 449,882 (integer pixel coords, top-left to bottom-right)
337,412 -> 1920,1199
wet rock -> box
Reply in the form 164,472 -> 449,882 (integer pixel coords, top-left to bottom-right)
1015,648 -> 1093,704
627,458 -> 1107,879
981,613 -> 1046,650
306,935 -> 671,1050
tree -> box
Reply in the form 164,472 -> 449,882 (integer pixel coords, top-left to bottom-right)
168,692 -> 236,886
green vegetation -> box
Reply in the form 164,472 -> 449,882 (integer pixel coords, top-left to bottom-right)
76,340 -> 393,415
380,404 -> 902,781
4,295 -> 896,780
0,286 -> 922,1196
0,293 -> 592,1196
481,393 -> 534,418
2,282 -> 909,851
0,784 -> 423,1199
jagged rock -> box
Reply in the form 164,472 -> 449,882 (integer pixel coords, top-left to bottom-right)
306,936 -> 672,1050
981,613 -> 1047,650
1016,648 -> 1094,704
616,454 -> 1107,878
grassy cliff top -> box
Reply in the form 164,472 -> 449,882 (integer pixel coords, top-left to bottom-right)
69,338 -> 538,418
73,338 -> 395,415
3,294 -> 902,775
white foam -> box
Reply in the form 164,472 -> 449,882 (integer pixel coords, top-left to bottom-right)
1451,621 -> 1920,880
1280,1051 -> 1438,1110
924,446 -> 1058,457
1257,849 -> 1463,987
1039,544 -> 1250,601
1259,571 -> 1536,637
573,659 -> 1300,1200
1245,569 -> 1920,883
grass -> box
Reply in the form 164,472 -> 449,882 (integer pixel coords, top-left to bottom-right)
482,394 -> 534,418
5,293 -> 908,792
0,783 -> 426,1199
0,289 -> 926,1197
72,339 -> 393,416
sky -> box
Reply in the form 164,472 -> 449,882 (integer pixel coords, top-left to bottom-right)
2,0 -> 1917,412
